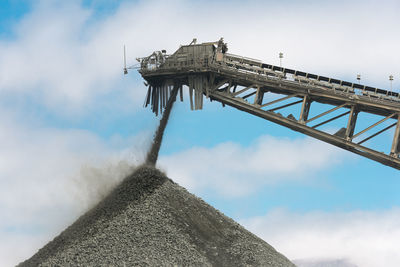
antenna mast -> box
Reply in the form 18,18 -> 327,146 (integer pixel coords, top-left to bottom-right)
124,45 -> 128,75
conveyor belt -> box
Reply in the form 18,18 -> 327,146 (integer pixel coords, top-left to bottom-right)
224,54 -> 399,98
137,40 -> 400,170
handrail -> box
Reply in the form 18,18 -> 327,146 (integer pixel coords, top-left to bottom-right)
140,53 -> 400,103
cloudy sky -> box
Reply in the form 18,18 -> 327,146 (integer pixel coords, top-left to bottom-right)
1,0 -> 400,266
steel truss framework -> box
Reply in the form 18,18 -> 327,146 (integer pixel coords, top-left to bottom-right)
139,49 -> 400,170
207,76 -> 400,170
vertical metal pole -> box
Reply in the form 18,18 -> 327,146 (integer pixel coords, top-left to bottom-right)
390,115 -> 400,157
189,78 -> 194,110
299,95 -> 311,123
123,45 -> 128,75
226,81 -> 232,93
254,86 -> 261,105
346,106 -> 358,140
389,75 -> 394,96
179,85 -> 184,102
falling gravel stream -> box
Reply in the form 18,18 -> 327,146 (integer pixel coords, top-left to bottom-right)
146,86 -> 178,166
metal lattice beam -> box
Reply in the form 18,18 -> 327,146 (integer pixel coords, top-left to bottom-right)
138,39 -> 400,170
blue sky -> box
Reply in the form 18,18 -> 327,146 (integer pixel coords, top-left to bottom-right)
0,0 -> 400,266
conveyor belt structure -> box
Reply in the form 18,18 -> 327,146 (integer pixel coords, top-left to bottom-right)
135,39 -> 400,170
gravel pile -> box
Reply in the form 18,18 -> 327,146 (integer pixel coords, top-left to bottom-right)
19,165 -> 295,267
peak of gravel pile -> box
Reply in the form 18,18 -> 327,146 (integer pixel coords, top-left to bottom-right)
19,165 -> 294,267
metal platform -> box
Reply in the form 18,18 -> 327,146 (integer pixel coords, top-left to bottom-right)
135,39 -> 400,170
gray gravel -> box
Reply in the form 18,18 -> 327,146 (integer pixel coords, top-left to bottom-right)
19,165 -> 295,267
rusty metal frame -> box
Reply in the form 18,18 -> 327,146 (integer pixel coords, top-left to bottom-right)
209,90 -> 400,170
138,40 -> 400,170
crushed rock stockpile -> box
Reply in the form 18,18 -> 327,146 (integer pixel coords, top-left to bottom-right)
19,165 -> 295,266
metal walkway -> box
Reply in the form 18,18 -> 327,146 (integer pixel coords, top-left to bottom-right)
134,39 -> 400,170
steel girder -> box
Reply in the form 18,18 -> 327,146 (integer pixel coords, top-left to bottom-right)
139,47 -> 400,170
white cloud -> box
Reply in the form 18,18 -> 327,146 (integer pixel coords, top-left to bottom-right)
0,0 -> 399,265
158,135 -> 348,196
0,0 -> 399,114
0,111 -> 150,266
0,1 -> 145,114
241,208 -> 400,267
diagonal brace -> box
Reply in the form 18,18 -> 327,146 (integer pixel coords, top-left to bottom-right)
352,113 -> 396,139
357,122 -> 397,145
312,111 -> 350,129
306,103 -> 346,124
260,94 -> 298,108
268,99 -> 303,112
233,85 -> 254,96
